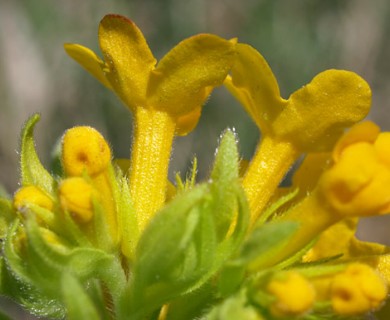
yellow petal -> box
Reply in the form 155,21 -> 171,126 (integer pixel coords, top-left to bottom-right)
292,152 -> 332,195
303,218 -> 358,262
14,185 -> 53,211
267,272 -> 315,317
129,107 -> 176,231
375,132 -> 390,167
331,263 -> 388,315
350,238 -> 390,257
275,70 -> 372,151
333,121 -> 380,162
98,14 -> 157,110
319,141 -> 390,217
64,43 -> 112,89
175,106 -> 202,136
62,126 -> 111,177
224,43 -> 287,132
376,255 -> 390,286
59,177 -> 95,223
146,34 -> 236,130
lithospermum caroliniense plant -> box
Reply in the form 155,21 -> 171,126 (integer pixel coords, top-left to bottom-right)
1,13 -> 390,320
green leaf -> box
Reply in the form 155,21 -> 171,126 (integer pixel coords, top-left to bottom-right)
217,264 -> 245,297
211,129 -> 239,183
117,176 -> 138,260
50,136 -> 64,177
0,255 -> 65,319
128,184 -> 214,317
3,220 -> 33,285
61,273 -> 101,320
175,157 -> 198,193
24,216 -> 126,300
20,114 -> 55,195
58,209 -> 92,247
255,188 -> 299,226
91,197 -> 116,252
210,129 -> 239,239
204,290 -> 260,320
233,221 -> 299,271
0,199 -> 14,238
166,282 -> 215,320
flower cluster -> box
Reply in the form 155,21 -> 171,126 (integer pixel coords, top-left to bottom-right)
0,14 -> 389,320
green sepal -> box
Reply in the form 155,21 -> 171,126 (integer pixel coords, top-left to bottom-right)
91,197 -> 116,252
117,176 -> 138,260
26,203 -> 56,229
217,263 -> 245,297
23,216 -> 126,300
91,164 -> 122,253
126,184 -> 213,318
210,129 -> 239,239
59,209 -> 92,247
0,198 -> 14,239
50,136 -> 64,177
255,188 -> 299,226
233,221 -> 299,271
165,282 -> 215,320
175,157 -> 198,193
20,114 -> 55,195
1,250 -> 65,318
204,289 -> 261,320
3,220 -> 33,285
61,273 -> 101,320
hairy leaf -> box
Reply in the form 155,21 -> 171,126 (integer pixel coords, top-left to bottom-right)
20,114 -> 55,195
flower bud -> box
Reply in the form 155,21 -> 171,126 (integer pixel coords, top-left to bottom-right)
59,177 -> 95,223
267,271 -> 315,317
62,126 -> 111,177
13,185 -> 53,211
331,263 -> 388,315
318,122 -> 390,217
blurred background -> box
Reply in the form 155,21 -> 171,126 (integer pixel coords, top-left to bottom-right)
0,0 -> 389,316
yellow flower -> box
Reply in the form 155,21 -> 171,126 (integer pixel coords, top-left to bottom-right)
263,122 -> 390,266
13,185 -> 53,211
62,126 -> 111,177
303,214 -> 390,288
58,177 -> 96,223
318,121 -> 390,217
267,271 -> 315,317
61,127 -> 118,244
224,44 -> 371,227
65,14 -> 236,231
330,263 -> 388,315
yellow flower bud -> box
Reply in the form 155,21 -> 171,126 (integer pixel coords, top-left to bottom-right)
267,272 -> 315,317
318,121 -> 390,217
62,126 -> 111,177
331,263 -> 388,315
39,227 -> 68,253
59,177 -> 95,223
13,185 -> 53,211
